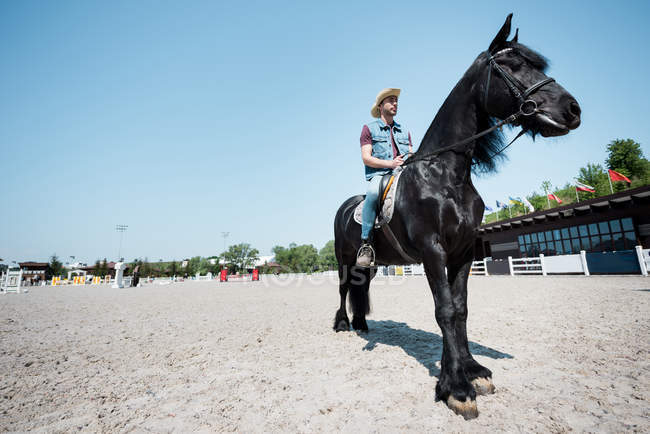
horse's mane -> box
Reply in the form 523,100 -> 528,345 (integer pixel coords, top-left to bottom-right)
472,113 -> 507,174
512,42 -> 549,73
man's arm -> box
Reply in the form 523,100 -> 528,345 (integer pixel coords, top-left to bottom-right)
361,144 -> 403,169
360,125 -> 403,169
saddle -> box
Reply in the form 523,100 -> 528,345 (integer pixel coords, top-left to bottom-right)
353,168 -> 416,263
353,169 -> 403,228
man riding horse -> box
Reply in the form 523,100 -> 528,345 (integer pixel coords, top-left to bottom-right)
357,88 -> 413,267
334,14 -> 581,419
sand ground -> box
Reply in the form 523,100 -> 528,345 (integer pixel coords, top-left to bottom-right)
1,275 -> 648,433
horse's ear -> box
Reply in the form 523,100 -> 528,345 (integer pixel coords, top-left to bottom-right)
489,13 -> 513,53
511,28 -> 519,43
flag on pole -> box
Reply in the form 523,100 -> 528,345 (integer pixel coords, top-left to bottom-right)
548,193 -> 563,204
608,169 -> 631,183
521,197 -> 534,212
484,205 -> 494,212
496,200 -> 508,209
508,196 -> 524,206
575,181 -> 595,193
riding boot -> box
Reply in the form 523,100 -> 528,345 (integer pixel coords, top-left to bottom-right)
356,238 -> 375,268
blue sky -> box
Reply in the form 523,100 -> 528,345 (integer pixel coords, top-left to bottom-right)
1,1 -> 649,264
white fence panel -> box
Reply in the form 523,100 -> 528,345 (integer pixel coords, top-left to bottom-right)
637,247 -> 649,276
410,264 -> 424,275
544,254 -> 584,274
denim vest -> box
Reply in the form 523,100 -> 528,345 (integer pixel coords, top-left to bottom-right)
364,119 -> 410,180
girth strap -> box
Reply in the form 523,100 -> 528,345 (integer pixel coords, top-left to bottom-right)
381,224 -> 417,264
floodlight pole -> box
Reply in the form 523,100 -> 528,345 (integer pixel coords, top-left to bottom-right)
116,224 -> 128,262
221,232 -> 229,254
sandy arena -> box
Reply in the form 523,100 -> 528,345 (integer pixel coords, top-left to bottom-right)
1,275 -> 648,432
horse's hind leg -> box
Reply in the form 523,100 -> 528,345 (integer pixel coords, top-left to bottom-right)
449,257 -> 495,395
349,266 -> 374,332
333,265 -> 350,332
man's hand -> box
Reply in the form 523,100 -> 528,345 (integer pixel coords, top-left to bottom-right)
390,155 -> 404,169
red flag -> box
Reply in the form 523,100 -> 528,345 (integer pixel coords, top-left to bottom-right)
575,181 -> 595,193
608,169 -> 631,183
548,193 -> 563,204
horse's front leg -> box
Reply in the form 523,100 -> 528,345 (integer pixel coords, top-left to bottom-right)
448,257 -> 495,396
423,244 -> 478,419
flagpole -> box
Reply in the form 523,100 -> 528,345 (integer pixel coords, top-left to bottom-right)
575,188 -> 579,202
607,172 -> 614,194
508,206 -> 512,219
545,188 -> 551,209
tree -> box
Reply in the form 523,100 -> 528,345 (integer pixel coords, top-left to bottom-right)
141,257 -> 152,277
527,192 -> 547,212
577,163 -> 609,198
97,258 -> 109,277
319,240 -> 337,270
168,260 -> 178,277
223,243 -> 259,273
605,139 -> 648,178
293,244 -> 319,273
539,180 -> 553,209
272,243 -> 319,273
46,254 -> 64,279
197,257 -> 210,275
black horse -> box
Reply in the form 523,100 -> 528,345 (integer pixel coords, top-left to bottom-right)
333,14 -> 581,419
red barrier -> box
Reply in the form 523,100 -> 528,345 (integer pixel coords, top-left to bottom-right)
252,269 -> 259,281
219,269 -> 228,282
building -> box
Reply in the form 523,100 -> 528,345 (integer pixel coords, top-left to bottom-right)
18,262 -> 48,284
476,184 -> 650,261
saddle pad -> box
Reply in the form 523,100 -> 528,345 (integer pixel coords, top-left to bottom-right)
353,168 -> 404,228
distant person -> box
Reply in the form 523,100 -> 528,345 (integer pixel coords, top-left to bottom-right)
132,265 -> 140,287
357,88 -> 412,267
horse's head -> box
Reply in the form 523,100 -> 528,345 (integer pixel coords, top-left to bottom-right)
482,14 -> 581,137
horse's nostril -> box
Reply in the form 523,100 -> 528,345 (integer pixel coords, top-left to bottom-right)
569,101 -> 581,118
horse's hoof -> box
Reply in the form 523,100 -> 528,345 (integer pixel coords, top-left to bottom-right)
447,396 -> 479,420
471,377 -> 495,395
334,320 -> 349,332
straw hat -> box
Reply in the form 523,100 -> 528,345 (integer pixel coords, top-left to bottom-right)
371,88 -> 401,118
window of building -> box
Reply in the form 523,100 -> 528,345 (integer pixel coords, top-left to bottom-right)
516,217 -> 637,257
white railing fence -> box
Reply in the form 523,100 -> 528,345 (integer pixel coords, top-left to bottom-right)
508,255 -> 546,276
470,259 -> 489,276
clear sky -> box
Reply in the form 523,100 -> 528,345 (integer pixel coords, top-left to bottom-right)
2,0 -> 649,265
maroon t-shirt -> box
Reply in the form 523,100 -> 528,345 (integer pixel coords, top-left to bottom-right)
360,124 -> 412,158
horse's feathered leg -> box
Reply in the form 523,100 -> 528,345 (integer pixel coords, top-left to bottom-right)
448,257 -> 495,396
349,266 -> 373,332
423,243 -> 478,420
333,265 -> 350,332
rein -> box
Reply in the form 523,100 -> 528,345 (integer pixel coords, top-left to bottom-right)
403,48 -> 555,167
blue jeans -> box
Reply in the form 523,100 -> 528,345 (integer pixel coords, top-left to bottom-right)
361,175 -> 383,240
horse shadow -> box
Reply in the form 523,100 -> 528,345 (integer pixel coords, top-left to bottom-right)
359,320 -> 513,377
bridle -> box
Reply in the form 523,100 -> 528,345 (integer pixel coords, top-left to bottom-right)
403,47 -> 556,166
484,48 -> 555,119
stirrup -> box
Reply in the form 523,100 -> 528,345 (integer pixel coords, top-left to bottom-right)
356,243 -> 375,267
